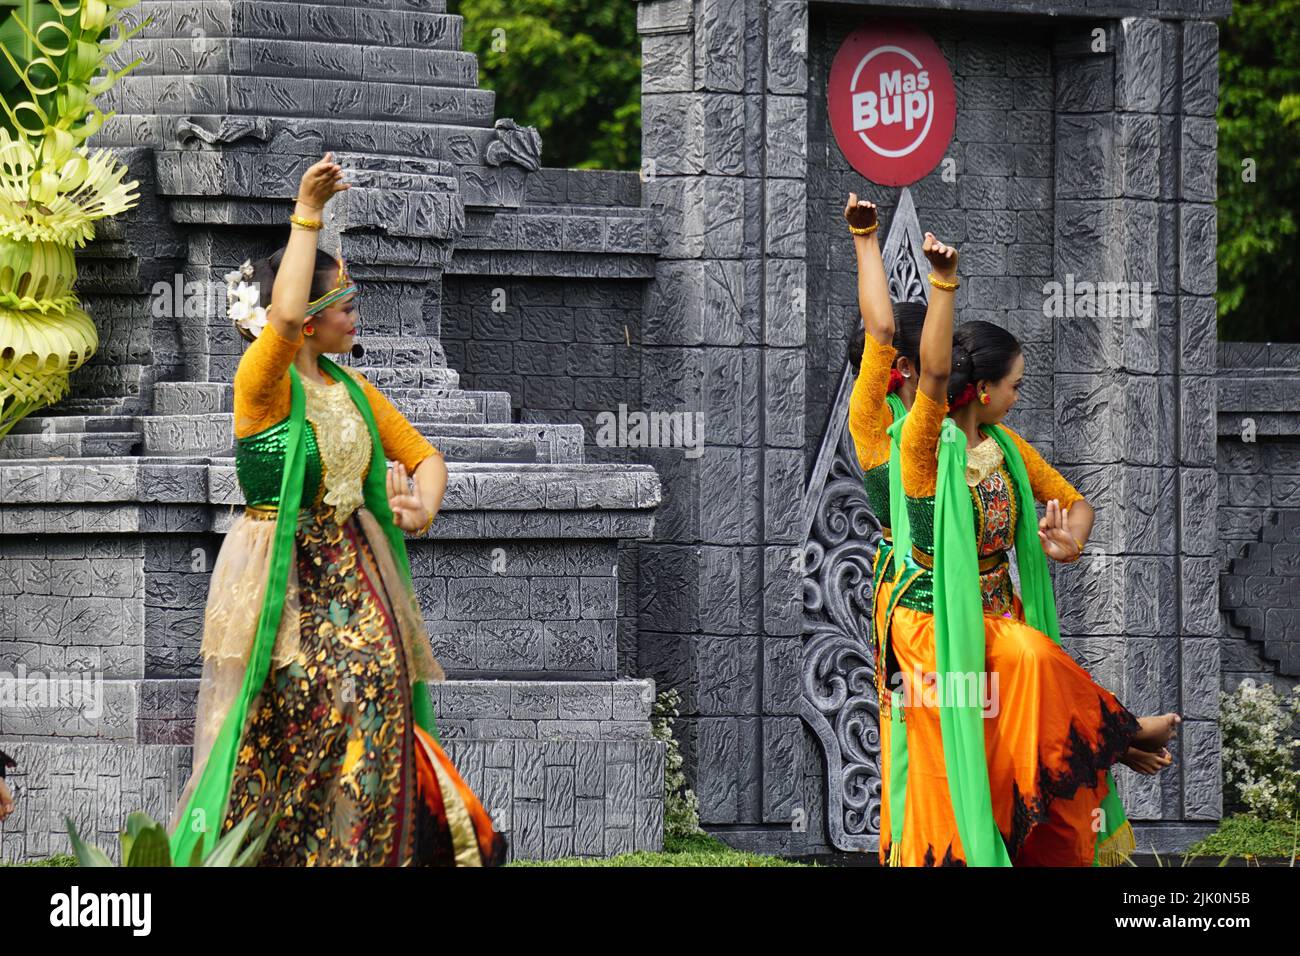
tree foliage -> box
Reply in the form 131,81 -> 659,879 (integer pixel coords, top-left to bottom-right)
1217,0 -> 1300,341
451,0 -> 641,172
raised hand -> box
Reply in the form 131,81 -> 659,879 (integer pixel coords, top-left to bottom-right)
1037,498 -> 1082,562
386,461 -> 432,533
843,192 -> 879,233
922,231 -> 958,279
298,151 -> 350,211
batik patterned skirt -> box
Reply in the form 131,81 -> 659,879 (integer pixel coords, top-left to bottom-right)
171,501 -> 506,866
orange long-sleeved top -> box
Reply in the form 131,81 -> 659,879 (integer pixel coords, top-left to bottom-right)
847,334 -> 898,471
232,320 -> 441,473
900,388 -> 1083,506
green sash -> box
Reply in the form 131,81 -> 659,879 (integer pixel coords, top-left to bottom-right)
874,393 -> 909,862
988,427 -> 1131,866
880,414 -> 1129,866
169,357 -> 438,864
931,419 -> 1012,865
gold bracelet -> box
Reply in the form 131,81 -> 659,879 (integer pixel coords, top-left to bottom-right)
848,223 -> 879,237
416,510 -> 434,535
1057,534 -> 1085,563
927,271 -> 959,291
290,213 -> 323,230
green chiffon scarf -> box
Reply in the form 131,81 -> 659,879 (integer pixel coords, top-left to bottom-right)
169,356 -> 439,864
882,412 -> 1130,866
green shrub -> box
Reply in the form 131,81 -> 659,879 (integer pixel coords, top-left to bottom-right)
651,688 -> 703,838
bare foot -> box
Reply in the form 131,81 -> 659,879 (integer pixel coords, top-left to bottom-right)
1133,712 -> 1181,753
1118,746 -> 1173,775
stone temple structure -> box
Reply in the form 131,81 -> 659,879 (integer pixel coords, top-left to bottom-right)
0,0 -> 1276,863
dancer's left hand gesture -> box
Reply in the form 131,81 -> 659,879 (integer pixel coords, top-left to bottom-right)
1038,498 -> 1082,562
387,461 -> 433,534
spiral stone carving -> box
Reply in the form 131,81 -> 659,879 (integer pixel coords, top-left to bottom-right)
800,188 -> 930,851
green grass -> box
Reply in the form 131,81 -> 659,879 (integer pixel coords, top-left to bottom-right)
1187,813 -> 1299,862
1,854 -> 77,867
506,831 -> 814,867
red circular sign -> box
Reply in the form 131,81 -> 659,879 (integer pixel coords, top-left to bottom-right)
827,24 -> 956,187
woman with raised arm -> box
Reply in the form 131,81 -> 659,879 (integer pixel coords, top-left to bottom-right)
882,232 -> 1180,867
167,153 -> 506,867
839,192 -> 928,866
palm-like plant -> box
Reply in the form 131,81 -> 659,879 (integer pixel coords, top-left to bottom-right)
66,810 -> 282,867
0,0 -> 149,439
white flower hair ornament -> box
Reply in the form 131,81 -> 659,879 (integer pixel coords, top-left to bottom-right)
225,259 -> 268,339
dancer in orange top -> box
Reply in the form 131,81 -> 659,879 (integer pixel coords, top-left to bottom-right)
839,193 -> 927,864
883,230 -> 1180,866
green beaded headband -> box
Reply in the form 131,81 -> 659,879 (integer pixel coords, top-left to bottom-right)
306,254 -> 356,315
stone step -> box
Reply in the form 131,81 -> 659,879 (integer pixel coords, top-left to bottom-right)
421,423 -> 585,464
140,414 -> 580,462
119,2 -> 460,51
98,118 -> 517,180
109,40 -> 479,90
106,74 -> 496,127
348,335 -> 451,368
5,415 -> 142,435
142,406 -> 492,456
153,379 -> 512,424
0,430 -> 141,460
351,365 -> 461,390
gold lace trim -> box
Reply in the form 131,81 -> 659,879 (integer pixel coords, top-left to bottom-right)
964,436 -> 1004,487
300,368 -> 370,524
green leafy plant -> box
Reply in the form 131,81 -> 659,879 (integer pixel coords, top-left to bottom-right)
651,687 -> 703,839
0,0 -> 149,438
65,810 -> 281,867
451,0 -> 640,171
1216,0 -> 1300,341
1220,679 -> 1300,820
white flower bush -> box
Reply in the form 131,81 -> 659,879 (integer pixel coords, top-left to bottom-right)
1220,678 -> 1300,819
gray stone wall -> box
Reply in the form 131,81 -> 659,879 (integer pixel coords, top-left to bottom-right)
442,273 -> 644,464
635,0 -> 1230,856
807,18 -> 1059,469
1217,342 -> 1300,695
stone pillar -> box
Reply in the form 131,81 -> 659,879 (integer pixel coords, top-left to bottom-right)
636,0 -> 812,852
1052,15 -> 1222,837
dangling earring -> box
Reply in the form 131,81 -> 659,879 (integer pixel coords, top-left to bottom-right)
979,388 -> 990,405
303,323 -> 315,337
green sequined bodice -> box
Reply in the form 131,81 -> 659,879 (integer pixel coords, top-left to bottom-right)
235,416 -> 324,508
862,461 -> 891,532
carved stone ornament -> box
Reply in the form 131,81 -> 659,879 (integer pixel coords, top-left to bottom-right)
799,188 -> 931,851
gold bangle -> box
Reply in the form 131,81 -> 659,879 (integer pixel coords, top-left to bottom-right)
927,271 -> 959,291
1057,534 -> 1085,563
290,213 -> 323,230
416,510 -> 434,535
848,223 -> 879,237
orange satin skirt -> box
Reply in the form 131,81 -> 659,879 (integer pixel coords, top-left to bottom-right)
881,596 -> 1139,866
